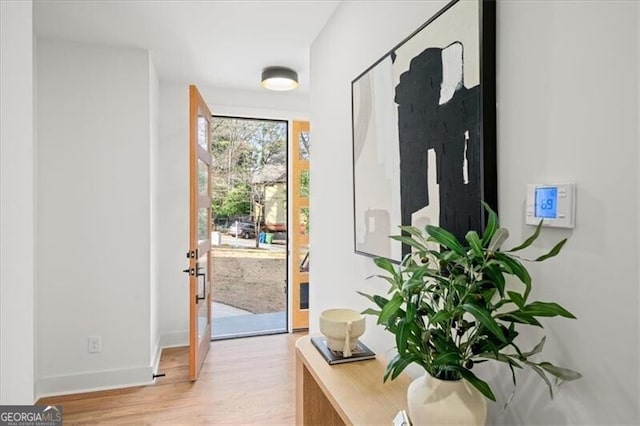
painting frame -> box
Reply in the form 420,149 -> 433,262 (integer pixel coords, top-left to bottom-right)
351,0 -> 497,262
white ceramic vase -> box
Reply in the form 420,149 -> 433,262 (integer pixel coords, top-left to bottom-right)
407,373 -> 487,426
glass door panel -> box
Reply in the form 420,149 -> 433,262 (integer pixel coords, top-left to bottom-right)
299,207 -> 309,237
196,252 -> 210,340
198,159 -> 208,195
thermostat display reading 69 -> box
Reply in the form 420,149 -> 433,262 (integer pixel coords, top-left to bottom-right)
535,187 -> 558,219
526,183 -> 576,228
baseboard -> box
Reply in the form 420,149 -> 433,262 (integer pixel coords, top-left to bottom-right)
159,330 -> 188,348
37,365 -> 154,399
37,333 -> 188,399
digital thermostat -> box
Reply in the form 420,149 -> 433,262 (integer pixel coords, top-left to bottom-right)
526,183 -> 576,228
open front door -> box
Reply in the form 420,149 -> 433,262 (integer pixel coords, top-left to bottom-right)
291,120 -> 310,330
188,85 -> 212,380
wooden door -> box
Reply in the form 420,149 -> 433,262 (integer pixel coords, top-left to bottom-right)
188,85 -> 212,380
291,120 -> 310,330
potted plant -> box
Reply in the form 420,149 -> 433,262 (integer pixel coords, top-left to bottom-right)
359,203 -> 581,424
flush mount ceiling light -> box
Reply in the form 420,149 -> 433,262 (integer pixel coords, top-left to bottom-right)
261,66 -> 299,91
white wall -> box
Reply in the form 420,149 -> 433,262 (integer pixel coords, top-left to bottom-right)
310,1 -> 639,424
0,0 -> 36,405
36,38 -> 157,396
495,3 -> 638,424
158,82 -> 309,345
157,83 -> 189,347
149,56 -> 161,370
638,3 -> 640,418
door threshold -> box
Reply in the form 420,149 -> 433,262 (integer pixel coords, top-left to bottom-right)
212,328 -> 288,341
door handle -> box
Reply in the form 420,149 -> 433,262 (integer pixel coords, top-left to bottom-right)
195,266 -> 206,303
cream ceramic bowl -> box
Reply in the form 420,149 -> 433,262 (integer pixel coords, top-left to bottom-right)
319,308 -> 366,357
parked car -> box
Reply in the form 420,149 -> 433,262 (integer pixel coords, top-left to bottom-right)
227,222 -> 256,239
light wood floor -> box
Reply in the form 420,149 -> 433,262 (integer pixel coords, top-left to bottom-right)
38,332 -> 306,425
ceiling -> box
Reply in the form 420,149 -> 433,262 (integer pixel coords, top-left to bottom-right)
33,0 -> 341,94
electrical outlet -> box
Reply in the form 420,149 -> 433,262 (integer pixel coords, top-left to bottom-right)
88,336 -> 102,354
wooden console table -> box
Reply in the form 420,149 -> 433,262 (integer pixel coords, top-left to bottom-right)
295,335 -> 412,425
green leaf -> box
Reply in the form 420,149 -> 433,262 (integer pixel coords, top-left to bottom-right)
356,291 -> 375,304
378,293 -> 404,325
425,225 -> 465,255
481,201 -> 499,246
498,312 -> 543,327
406,295 -> 417,322
372,295 -> 390,310
495,253 -> 532,300
402,274 -> 426,294
391,357 -> 418,380
398,225 -> 426,240
465,230 -> 484,257
478,352 -> 522,369
538,362 -> 582,381
373,257 -> 398,278
433,352 -> 461,366
484,265 -> 506,297
478,352 -> 522,390
522,301 -> 576,319
383,354 -> 401,382
452,274 -> 468,291
486,258 -> 511,274
430,311 -> 452,325
430,329 -> 458,355
474,336 -> 500,358
508,220 -> 542,252
396,319 -> 410,354
477,351 -> 510,363
384,354 -> 418,382
442,250 -> 460,262
449,365 -> 496,401
370,275 -> 398,288
523,336 -> 546,357
505,322 -> 520,344
507,291 -> 525,309
482,288 -> 497,306
409,265 -> 428,282
535,239 -> 567,262
525,361 -> 554,399
401,280 -> 420,295
390,234 -> 428,252
462,303 -> 507,343
507,362 -> 517,387
360,308 -> 381,316
488,228 -> 509,252
400,252 -> 414,267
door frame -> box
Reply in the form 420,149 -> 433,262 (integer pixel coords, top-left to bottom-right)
291,120 -> 310,330
210,115 -> 290,338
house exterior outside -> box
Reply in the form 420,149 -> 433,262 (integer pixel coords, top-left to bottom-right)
263,182 -> 286,231
252,164 -> 286,232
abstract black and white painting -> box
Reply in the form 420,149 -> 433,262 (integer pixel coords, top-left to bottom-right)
352,0 -> 496,261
